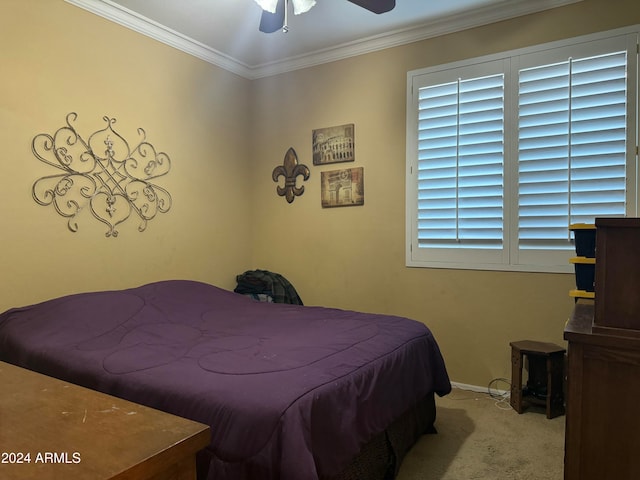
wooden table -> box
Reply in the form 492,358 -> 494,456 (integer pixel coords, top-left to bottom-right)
509,340 -> 566,419
0,362 -> 210,480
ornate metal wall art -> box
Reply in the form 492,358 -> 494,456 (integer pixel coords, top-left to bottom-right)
272,147 -> 310,203
31,113 -> 172,237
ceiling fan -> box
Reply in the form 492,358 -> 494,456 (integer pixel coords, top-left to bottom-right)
254,0 -> 396,33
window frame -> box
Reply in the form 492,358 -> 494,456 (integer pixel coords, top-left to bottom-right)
406,25 -> 639,273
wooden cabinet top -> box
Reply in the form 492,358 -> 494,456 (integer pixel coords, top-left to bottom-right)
0,362 -> 210,480
595,217 -> 640,228
564,299 -> 640,350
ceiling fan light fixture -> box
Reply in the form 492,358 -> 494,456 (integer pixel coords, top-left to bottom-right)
254,0 -> 316,15
291,0 -> 316,15
258,0 -> 399,35
254,0 -> 279,14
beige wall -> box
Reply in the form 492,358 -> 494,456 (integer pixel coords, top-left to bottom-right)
0,0 -> 253,308
249,0 -> 640,386
1,0 -> 638,388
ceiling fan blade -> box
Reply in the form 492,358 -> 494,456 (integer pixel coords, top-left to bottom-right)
347,0 -> 395,14
259,0 -> 286,33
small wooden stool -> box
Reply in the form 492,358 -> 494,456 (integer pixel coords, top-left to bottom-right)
510,340 -> 566,419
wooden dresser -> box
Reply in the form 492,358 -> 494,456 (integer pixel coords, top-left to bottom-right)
564,300 -> 640,479
564,218 -> 640,480
0,362 -> 210,480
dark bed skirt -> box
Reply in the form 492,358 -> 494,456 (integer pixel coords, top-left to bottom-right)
196,392 -> 437,480
325,392 -> 437,480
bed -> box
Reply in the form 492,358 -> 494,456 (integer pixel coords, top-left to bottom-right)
0,279 -> 451,480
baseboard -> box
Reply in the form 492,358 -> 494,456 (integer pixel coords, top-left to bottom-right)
451,380 -> 510,397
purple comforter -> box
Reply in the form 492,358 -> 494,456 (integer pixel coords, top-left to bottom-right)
0,280 -> 450,480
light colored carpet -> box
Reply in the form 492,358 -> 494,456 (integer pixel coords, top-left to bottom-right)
397,387 -> 565,480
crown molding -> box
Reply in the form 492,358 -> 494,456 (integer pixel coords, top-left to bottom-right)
64,0 -> 254,78
65,0 -> 582,80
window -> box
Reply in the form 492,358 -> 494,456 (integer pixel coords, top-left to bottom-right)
406,27 -> 639,272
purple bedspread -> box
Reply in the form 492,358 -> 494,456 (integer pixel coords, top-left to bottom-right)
0,280 -> 450,480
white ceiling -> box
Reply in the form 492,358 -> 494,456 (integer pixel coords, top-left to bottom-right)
66,0 -> 580,78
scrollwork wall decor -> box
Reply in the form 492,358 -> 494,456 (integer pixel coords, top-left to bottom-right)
272,147 -> 310,204
31,112 -> 172,237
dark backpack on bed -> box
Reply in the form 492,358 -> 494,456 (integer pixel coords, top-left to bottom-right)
234,269 -> 303,305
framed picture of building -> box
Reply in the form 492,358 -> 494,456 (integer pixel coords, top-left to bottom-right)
321,167 -> 364,208
312,123 -> 355,165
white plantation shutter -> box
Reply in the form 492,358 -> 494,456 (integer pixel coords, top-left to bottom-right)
417,74 -> 504,249
407,27 -> 638,272
518,51 -> 628,251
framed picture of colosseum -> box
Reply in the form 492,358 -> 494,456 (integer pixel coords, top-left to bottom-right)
312,123 -> 355,165
321,167 -> 364,208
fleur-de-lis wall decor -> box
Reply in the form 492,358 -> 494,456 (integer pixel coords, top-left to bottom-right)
31,112 -> 172,237
272,147 -> 310,203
